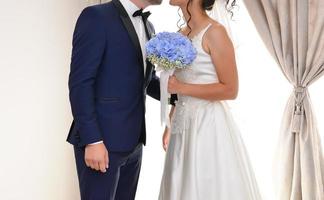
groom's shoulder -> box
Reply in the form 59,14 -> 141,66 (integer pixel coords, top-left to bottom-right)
79,2 -> 116,21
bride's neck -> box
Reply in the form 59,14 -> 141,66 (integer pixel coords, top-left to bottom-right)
181,4 -> 208,29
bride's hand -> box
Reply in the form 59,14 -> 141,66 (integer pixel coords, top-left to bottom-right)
162,126 -> 171,151
168,75 -> 183,94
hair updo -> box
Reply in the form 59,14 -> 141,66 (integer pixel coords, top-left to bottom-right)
183,0 -> 236,36
202,0 -> 216,10
202,0 -> 236,12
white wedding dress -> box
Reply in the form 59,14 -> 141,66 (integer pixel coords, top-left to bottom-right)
158,24 -> 262,200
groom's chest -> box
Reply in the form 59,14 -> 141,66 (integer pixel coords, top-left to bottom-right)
106,17 -> 155,70
129,16 -> 147,44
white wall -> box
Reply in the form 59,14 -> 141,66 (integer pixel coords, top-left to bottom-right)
0,0 -> 91,199
0,1 -> 323,200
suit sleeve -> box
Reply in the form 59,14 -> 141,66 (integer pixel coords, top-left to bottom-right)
146,69 -> 160,101
68,7 -> 106,146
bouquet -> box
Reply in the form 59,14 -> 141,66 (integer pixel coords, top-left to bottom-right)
146,32 -> 197,127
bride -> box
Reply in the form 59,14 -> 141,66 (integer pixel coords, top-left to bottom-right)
158,0 -> 262,199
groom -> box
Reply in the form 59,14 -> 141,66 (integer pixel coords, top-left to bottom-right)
67,0 -> 176,199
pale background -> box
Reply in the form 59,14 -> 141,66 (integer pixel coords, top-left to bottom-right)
0,0 -> 323,200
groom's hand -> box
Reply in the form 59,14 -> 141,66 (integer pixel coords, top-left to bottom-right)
85,143 -> 109,173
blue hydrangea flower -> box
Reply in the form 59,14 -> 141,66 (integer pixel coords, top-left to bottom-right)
146,32 -> 197,70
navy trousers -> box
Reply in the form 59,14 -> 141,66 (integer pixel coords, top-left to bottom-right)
74,144 -> 143,200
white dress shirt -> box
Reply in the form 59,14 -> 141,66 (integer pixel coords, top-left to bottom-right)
120,0 -> 148,73
89,0 -> 149,146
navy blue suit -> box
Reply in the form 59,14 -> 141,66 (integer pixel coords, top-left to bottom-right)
66,1 -> 171,199
67,1 -> 160,151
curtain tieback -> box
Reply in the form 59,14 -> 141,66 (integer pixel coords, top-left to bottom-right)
291,86 -> 306,133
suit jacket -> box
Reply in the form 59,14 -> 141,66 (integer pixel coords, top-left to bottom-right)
67,0 -> 164,152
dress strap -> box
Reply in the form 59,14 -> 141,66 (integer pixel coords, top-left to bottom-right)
195,23 -> 212,41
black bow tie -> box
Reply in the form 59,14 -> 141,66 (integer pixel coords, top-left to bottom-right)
132,9 -> 151,21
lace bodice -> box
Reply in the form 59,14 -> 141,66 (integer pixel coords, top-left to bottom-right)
175,24 -> 219,86
171,24 -> 221,135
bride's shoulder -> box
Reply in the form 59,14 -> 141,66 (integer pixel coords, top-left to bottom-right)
205,20 -> 228,39
201,20 -> 234,55
204,20 -> 233,49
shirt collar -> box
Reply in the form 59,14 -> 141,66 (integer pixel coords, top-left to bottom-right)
119,0 -> 141,18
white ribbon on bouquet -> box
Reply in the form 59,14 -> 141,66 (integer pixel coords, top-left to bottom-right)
159,68 -> 175,128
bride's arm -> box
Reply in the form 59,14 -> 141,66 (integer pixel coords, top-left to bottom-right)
168,24 -> 238,101
162,106 -> 175,151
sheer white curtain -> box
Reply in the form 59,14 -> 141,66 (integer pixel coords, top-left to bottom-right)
243,0 -> 324,199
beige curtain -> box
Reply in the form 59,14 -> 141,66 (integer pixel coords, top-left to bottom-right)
86,0 -> 110,5
242,0 -> 324,199
100,0 -> 111,3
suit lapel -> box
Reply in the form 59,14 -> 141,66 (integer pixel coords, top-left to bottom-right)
144,21 -> 156,86
112,0 -> 144,70
145,21 -> 155,39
